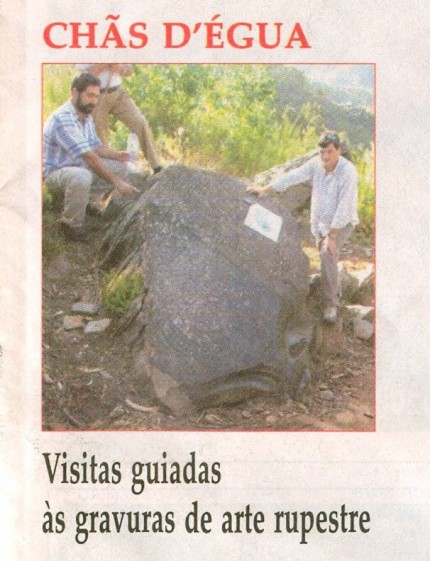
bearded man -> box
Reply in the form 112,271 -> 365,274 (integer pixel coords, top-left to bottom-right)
43,73 -> 137,241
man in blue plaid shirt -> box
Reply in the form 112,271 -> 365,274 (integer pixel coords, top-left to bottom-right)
43,73 -> 138,241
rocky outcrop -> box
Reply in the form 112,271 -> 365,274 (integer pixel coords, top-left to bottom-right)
100,165 -> 314,414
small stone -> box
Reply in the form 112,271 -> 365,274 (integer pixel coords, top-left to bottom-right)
297,403 -> 309,413
364,248 -> 372,258
362,308 -> 375,322
84,318 -> 112,334
338,263 -> 360,301
203,413 -> 225,425
332,372 -> 348,380
351,271 -> 375,306
265,414 -> 277,426
334,411 -> 356,426
253,403 -> 266,413
345,305 -> 374,320
63,315 -> 85,331
241,410 -> 252,419
349,265 -> 374,287
72,302 -> 99,315
109,405 -> 126,419
80,367 -> 102,373
320,389 -> 335,400
353,318 -> 374,340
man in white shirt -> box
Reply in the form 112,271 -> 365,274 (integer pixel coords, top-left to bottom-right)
76,64 -> 163,174
247,132 -> 359,323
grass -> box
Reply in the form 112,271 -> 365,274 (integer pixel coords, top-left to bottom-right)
42,212 -> 67,261
101,268 -> 144,315
302,245 -> 320,273
42,185 -> 68,261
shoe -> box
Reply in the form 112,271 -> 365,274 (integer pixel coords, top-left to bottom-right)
86,203 -> 104,217
323,306 -> 337,323
153,166 -> 163,175
60,222 -> 90,243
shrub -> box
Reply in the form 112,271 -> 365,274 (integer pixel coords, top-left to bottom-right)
355,146 -> 375,237
101,268 -> 144,315
43,65 -> 76,121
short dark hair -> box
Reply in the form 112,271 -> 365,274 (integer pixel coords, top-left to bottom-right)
318,131 -> 341,149
71,73 -> 101,93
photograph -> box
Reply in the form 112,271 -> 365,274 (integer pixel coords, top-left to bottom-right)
42,63 -> 375,431
2,2 -> 430,560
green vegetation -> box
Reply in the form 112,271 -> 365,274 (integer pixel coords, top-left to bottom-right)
355,145 -> 375,236
42,183 -> 52,211
43,65 -> 76,120
42,212 -> 66,261
42,184 -> 67,261
43,64 -> 374,237
124,65 -> 326,176
101,268 -> 144,315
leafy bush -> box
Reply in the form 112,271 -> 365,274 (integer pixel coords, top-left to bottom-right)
101,268 -> 144,315
43,65 -> 76,121
125,64 -> 321,176
355,146 -> 375,236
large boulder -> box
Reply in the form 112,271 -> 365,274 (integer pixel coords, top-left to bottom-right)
100,165 -> 313,414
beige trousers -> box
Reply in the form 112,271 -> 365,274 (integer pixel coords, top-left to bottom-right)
45,159 -> 128,228
92,87 -> 161,170
319,224 -> 353,307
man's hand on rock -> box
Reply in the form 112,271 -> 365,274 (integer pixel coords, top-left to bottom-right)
115,151 -> 132,163
246,185 -> 270,197
113,180 -> 139,197
323,235 -> 337,255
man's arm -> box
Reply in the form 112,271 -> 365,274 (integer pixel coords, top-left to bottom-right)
50,114 -> 136,195
247,158 -> 315,197
246,184 -> 273,197
330,168 -> 359,230
323,166 -> 358,254
94,144 -> 130,162
321,228 -> 340,255
81,151 -> 137,195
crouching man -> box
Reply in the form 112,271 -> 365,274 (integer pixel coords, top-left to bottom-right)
247,132 -> 359,323
43,72 -> 138,242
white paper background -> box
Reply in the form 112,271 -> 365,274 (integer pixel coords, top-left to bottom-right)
1,0 -> 429,559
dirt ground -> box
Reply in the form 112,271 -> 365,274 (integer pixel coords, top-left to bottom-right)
42,211 -> 375,432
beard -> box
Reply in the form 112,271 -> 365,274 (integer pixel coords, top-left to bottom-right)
76,94 -> 95,114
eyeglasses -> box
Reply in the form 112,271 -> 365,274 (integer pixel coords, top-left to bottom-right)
319,133 -> 340,144
318,133 -> 341,149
